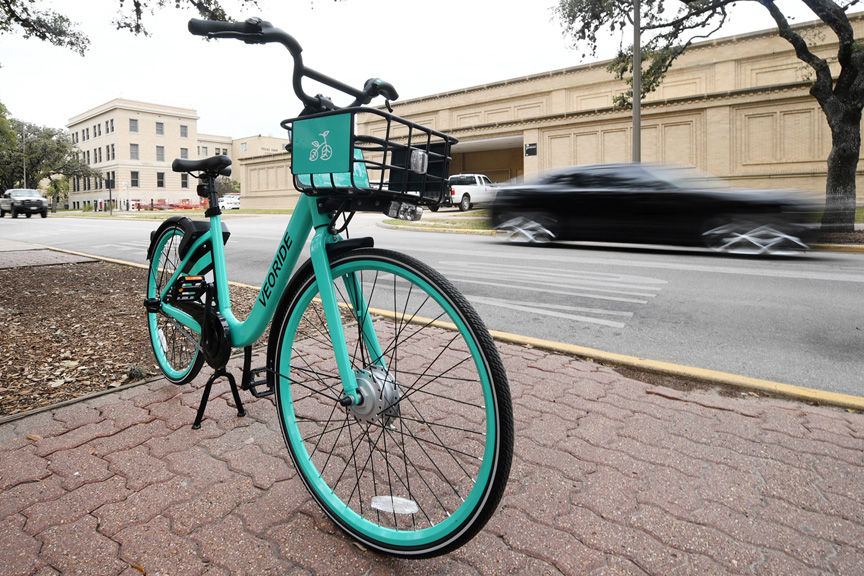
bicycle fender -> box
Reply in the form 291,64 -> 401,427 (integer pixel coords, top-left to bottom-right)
146,216 -> 192,261
145,216 -> 231,262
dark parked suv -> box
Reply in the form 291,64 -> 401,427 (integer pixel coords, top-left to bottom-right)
0,189 -> 49,218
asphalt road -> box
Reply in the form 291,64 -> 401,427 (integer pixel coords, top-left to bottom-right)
3,213 -> 862,397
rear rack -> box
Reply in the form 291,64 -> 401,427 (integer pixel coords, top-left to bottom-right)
282,107 -> 457,214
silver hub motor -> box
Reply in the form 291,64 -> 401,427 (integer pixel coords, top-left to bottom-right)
350,365 -> 401,427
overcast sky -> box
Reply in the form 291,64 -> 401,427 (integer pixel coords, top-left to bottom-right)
0,0 -> 825,138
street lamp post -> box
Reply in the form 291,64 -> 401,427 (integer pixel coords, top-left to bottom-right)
21,131 -> 27,188
633,0 -> 642,164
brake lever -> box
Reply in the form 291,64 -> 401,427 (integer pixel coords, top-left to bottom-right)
209,31 -> 264,44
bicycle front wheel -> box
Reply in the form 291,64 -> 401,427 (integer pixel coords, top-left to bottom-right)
269,248 -> 513,557
146,224 -> 204,384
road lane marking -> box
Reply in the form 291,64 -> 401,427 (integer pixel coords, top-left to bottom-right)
446,276 -> 652,304
466,295 -> 630,328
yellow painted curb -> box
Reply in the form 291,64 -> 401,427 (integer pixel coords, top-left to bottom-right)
37,245 -> 864,411
811,243 -> 864,253
488,329 -> 864,411
378,222 -> 498,236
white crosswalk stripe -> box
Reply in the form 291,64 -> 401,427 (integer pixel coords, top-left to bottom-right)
439,260 -> 666,328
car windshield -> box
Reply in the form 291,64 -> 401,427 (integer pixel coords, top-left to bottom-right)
9,189 -> 41,198
642,165 -> 731,191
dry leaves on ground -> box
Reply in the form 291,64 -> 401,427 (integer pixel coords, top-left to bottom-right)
0,260 -> 260,417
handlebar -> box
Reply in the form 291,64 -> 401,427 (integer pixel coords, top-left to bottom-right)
188,17 -> 398,112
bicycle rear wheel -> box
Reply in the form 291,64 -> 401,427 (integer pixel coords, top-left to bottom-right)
269,248 -> 513,557
146,224 -> 204,384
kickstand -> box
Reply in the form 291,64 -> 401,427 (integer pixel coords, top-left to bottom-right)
192,368 -> 246,429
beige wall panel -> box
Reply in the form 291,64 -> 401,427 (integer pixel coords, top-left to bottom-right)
486,107 -> 511,123
641,125 -> 660,163
547,133 -> 573,168
658,79 -> 701,100
574,132 -> 599,166
516,103 -> 543,120
738,56 -> 805,88
781,110 -> 815,161
742,112 -> 777,165
601,129 -> 628,163
577,93 -> 612,110
455,112 -> 482,128
662,122 -> 695,165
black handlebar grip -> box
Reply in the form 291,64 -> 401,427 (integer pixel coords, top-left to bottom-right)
376,79 -> 399,101
363,78 -> 399,102
188,17 -> 263,37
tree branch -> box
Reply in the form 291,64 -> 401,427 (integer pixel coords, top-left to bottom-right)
754,0 -> 833,100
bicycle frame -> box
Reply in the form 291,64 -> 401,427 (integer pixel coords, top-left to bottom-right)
154,193 -> 381,401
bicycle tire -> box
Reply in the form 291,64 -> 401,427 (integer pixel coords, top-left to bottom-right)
269,248 -> 513,557
146,224 -> 205,384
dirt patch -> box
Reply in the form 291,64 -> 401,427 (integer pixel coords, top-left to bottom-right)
0,260 -> 261,417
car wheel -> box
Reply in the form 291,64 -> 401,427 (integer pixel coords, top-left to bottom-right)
495,215 -> 556,243
41,210 -> 48,218
11,207 -> 17,218
429,205 -> 439,212
702,217 -> 808,255
26,212 -> 32,218
0,209 -> 5,217
458,194 -> 471,212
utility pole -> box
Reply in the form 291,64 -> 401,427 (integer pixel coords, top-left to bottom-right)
107,173 -> 114,216
21,131 -> 27,188
632,0 -> 641,163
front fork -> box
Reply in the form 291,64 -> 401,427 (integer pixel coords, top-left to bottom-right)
308,215 -> 385,406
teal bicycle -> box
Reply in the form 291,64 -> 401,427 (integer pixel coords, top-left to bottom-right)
145,17 -> 513,558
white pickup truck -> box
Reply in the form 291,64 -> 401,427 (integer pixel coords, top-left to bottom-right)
447,174 -> 495,211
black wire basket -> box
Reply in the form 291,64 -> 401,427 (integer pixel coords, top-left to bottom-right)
282,107 -> 457,214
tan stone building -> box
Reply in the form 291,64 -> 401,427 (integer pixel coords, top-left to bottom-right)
239,14 -> 864,210
67,99 -> 211,210
67,99 -> 291,210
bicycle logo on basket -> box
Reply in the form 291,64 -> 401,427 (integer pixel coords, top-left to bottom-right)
309,130 -> 333,162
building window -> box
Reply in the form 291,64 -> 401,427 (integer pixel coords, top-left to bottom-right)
131,171 -> 139,187
240,142 -> 247,152
181,173 -> 189,189
110,144 -> 115,160
157,172 -> 165,188
180,147 -> 188,159
156,122 -> 164,135
130,143 -> 139,160
180,125 -> 188,138
156,145 -> 165,162
97,148 -> 102,163
86,150 -> 90,164
129,118 -> 138,133
110,119 -> 114,132
201,146 -> 208,157
105,120 -> 109,133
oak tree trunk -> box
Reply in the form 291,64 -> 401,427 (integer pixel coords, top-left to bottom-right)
822,105 -> 861,232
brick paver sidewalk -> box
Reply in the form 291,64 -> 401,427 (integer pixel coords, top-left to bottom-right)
1,345 -> 862,575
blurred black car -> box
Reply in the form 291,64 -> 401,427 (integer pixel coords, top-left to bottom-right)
490,163 -> 820,254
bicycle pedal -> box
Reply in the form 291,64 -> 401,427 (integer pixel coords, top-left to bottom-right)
172,275 -> 208,302
244,367 -> 273,398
